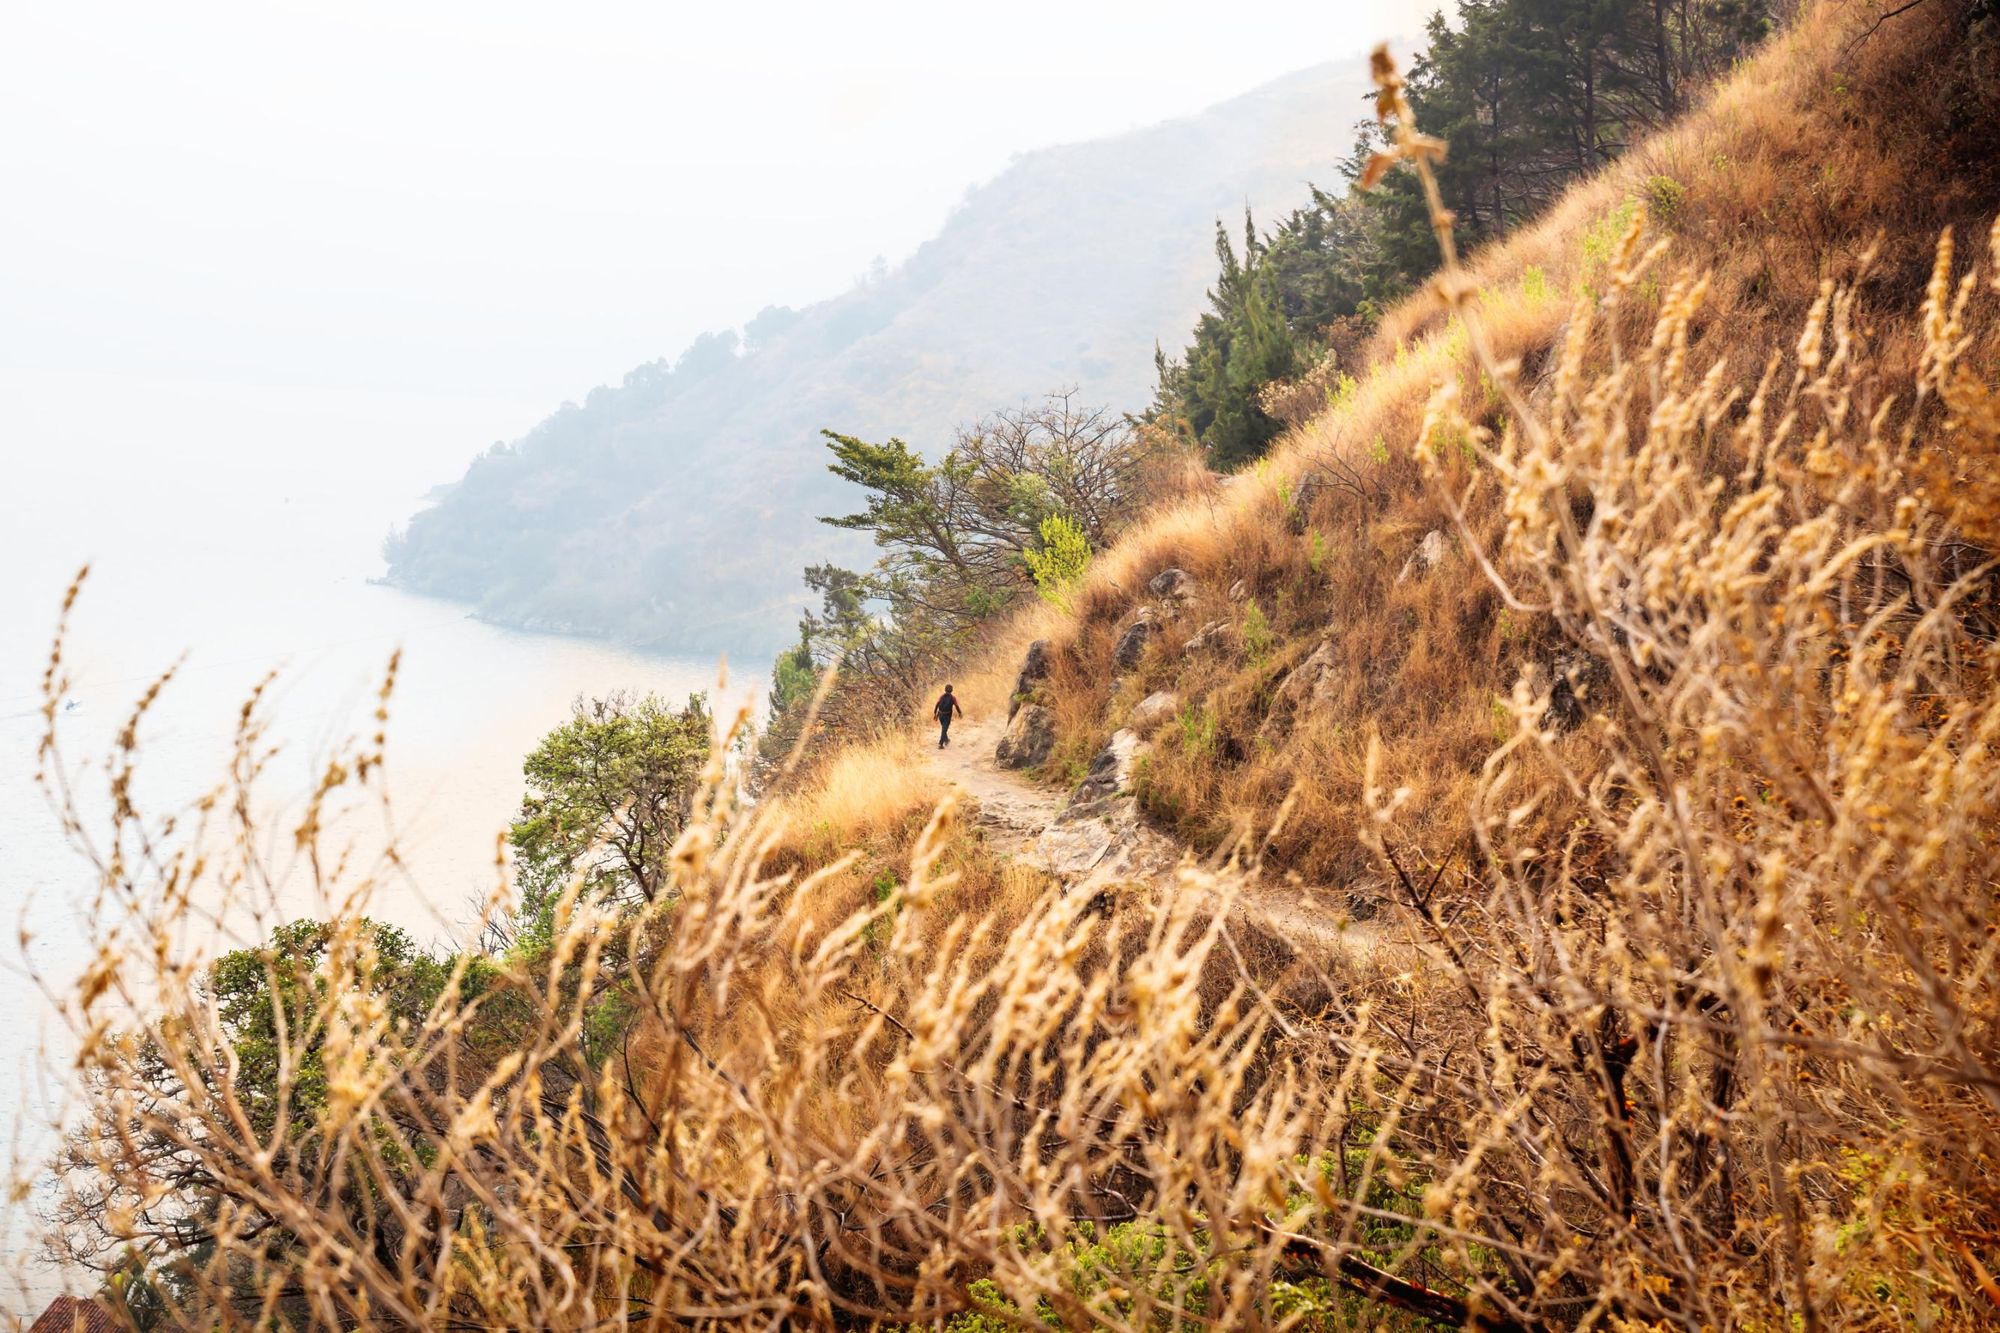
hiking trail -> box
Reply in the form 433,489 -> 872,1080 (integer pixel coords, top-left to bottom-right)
927,717 -> 1068,856
925,716 -> 1374,955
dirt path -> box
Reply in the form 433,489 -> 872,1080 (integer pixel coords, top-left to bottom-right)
927,718 -> 1067,857
925,717 -> 1373,957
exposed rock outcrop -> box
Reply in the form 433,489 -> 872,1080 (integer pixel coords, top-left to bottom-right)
1008,638 -> 1054,720
1183,619 -> 1233,658
996,703 -> 1057,769
1035,746 -> 1173,877
1129,690 -> 1180,733
1147,567 -> 1197,602
1070,728 -> 1149,806
1111,610 -> 1160,671
1032,795 -> 1176,880
1397,529 -> 1450,583
1258,638 -> 1340,740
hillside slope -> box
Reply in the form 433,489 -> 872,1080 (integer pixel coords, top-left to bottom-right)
44,4 -> 2000,1325
381,62 -> 1371,654
976,0 -> 2000,886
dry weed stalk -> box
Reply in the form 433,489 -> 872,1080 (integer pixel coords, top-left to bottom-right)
1257,353 -> 1349,430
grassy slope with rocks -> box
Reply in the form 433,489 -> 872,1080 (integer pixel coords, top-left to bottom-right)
963,0 -> 2000,888
573,2 -> 2000,1320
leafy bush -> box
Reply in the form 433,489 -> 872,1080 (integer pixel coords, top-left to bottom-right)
1645,172 -> 1688,226
509,691 -> 713,936
1240,600 -> 1275,666
1024,513 -> 1092,613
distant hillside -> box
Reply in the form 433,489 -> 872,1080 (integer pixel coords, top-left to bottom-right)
382,63 -> 1371,654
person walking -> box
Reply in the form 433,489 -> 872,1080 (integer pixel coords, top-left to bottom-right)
933,683 -> 964,748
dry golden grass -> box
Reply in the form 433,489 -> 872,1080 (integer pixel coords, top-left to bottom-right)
756,732 -> 1059,1002
23,185 -> 2000,1319
17,5 -> 2000,1328
778,735 -> 949,850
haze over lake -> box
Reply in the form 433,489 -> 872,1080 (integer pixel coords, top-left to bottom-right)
0,368 -> 765,1291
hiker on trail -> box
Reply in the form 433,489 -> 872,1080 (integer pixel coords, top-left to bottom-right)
933,683 -> 964,748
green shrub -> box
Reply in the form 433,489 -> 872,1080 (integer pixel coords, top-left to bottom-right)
1025,513 -> 1092,613
1645,174 -> 1687,227
1242,600 -> 1275,666
1177,702 -> 1219,759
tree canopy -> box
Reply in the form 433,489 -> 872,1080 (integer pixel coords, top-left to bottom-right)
510,693 -> 714,932
761,394 -> 1164,765
205,919 -> 461,1133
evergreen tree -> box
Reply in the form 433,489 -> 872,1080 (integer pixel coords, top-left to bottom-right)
768,623 -> 819,720
1156,217 -> 1304,470
1149,0 -> 1777,471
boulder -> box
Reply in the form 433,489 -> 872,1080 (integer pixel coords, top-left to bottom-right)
1226,578 -> 1250,602
1008,638 -> 1054,720
1129,689 -> 1180,733
1397,529 -> 1450,584
1258,638 -> 1340,741
1545,651 -> 1601,732
995,703 -> 1057,769
1147,567 -> 1197,602
1070,728 -> 1149,806
1182,619 -> 1232,658
1111,611 -> 1159,672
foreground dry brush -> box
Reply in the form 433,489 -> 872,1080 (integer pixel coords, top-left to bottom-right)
22,659 -> 1421,1328
19,43 -> 2000,1333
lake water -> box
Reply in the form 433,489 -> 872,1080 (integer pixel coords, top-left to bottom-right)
0,368 -> 766,1310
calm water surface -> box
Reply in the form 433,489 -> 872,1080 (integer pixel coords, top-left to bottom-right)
0,368 -> 766,1309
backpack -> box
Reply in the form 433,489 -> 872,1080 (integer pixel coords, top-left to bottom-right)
934,693 -> 954,721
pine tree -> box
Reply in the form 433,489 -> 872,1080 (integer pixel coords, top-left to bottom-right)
1148,0 -> 1779,472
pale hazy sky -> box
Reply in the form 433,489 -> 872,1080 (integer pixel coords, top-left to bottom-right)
1,1 -> 1441,409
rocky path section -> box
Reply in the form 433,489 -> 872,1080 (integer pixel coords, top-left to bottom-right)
928,717 -> 1068,855
931,717 -> 1177,878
